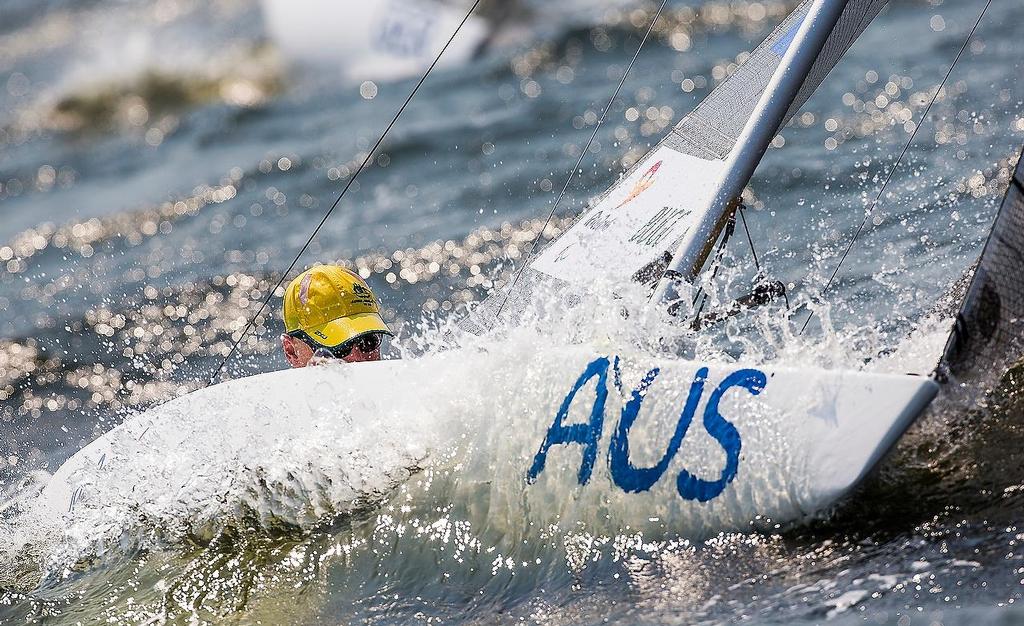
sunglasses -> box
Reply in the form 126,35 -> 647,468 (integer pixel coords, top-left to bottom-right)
288,330 -> 384,360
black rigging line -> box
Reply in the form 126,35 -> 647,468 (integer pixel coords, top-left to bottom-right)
737,203 -> 761,274
690,214 -> 737,321
493,0 -> 670,318
206,0 -> 484,385
799,0 -> 993,335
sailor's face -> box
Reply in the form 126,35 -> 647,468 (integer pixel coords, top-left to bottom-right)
281,333 -> 381,367
342,341 -> 381,363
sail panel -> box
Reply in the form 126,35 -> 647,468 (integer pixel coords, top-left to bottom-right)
781,0 -> 888,137
939,149 -> 1024,387
664,0 -> 887,164
530,148 -> 726,284
662,3 -> 812,161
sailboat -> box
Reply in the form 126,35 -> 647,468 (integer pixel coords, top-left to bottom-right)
259,0 -> 519,83
36,0 -> 1018,538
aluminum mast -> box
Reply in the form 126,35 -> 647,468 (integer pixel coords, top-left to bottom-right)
651,0 -> 851,304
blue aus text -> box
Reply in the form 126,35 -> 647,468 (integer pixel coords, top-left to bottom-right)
526,357 -> 767,502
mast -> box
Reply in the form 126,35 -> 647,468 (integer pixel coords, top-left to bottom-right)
651,0 -> 850,305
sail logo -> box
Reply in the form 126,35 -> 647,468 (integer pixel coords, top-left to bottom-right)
583,210 -> 614,232
615,160 -> 662,209
770,14 -> 807,57
628,205 -> 693,248
527,357 -> 766,502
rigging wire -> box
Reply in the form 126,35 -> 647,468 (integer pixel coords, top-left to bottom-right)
799,0 -> 993,334
206,0 -> 484,385
494,0 -> 670,318
690,214 -> 737,321
736,203 -> 761,274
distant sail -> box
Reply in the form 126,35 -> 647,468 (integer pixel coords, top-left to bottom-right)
938,147 -> 1024,390
260,0 -> 493,83
463,0 -> 888,334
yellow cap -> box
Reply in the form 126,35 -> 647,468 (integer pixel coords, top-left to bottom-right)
283,265 -> 391,348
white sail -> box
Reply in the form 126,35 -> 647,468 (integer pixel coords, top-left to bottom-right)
260,0 -> 492,83
464,0 -> 888,333
529,150 -> 726,283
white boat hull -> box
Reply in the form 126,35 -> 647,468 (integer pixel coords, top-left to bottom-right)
40,345 -> 937,538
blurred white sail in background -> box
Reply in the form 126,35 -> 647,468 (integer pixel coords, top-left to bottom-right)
259,0 -> 492,83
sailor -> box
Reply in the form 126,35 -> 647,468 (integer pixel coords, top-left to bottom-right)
281,265 -> 393,367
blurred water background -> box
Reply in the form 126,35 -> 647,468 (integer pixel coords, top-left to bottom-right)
2,0 -> 1024,623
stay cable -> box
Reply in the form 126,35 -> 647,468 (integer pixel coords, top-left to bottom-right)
799,0 -> 993,334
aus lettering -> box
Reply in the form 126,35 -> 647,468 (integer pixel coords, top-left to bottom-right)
527,357 -> 766,502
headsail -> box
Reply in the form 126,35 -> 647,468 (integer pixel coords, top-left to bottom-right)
654,0 -> 884,300
938,147 -> 1024,389
463,0 -> 888,334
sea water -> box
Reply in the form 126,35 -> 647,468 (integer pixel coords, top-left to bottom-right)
2,0 -> 1024,623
